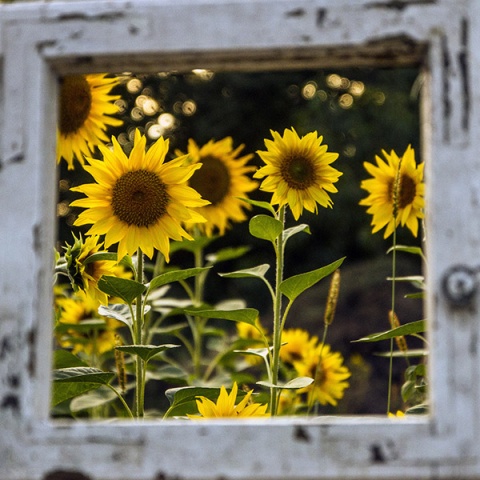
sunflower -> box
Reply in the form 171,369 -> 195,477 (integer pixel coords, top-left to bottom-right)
293,343 -> 350,407
254,128 -> 342,220
188,382 -> 269,418
359,145 -> 425,238
64,234 -> 131,306
70,129 -> 209,262
177,137 -> 257,236
55,292 -> 122,356
57,74 -> 123,170
280,328 -> 319,365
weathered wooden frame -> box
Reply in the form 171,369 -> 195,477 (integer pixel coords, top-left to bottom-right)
1,0 -> 480,479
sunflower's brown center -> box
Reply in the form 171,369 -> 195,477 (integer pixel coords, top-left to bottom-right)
112,170 -> 169,227
189,155 -> 231,205
389,174 -> 416,210
59,76 -> 92,135
280,154 -> 316,190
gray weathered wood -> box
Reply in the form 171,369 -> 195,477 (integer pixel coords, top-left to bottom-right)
1,0 -> 480,478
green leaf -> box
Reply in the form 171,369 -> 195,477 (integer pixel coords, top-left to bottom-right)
185,307 -> 259,326
115,344 -> 180,363
98,303 -> 133,328
54,318 -> 106,335
387,244 -> 426,261
53,367 -> 115,384
205,246 -> 250,264
70,386 -> 117,412
164,385 -> 249,417
147,267 -> 211,292
257,376 -> 314,390
53,350 -> 88,369
52,367 -> 115,407
238,197 -> 276,215
52,382 -> 103,407
249,215 -> 283,242
405,403 -> 429,415
375,349 -> 428,358
353,320 -> 426,343
234,347 -> 272,360
280,257 -> 345,302
97,276 -> 146,304
283,224 -> 311,243
219,264 -> 270,280
83,252 -> 118,264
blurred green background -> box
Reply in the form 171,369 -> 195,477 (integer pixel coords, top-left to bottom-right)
58,67 -> 424,414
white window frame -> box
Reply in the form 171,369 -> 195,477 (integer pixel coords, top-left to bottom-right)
1,1 -> 480,478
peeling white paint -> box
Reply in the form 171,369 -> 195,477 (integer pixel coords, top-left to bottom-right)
1,1 -> 480,479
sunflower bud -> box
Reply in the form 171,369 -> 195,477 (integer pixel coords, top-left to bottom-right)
324,270 -> 341,326
388,310 -> 408,354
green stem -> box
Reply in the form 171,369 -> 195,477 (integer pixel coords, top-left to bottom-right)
270,206 -> 286,416
134,247 -> 145,419
387,226 -> 397,415
307,325 -> 329,415
106,384 -> 135,419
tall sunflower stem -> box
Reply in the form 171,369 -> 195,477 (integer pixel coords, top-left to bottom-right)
270,206 -> 286,416
192,237 -> 207,380
387,227 -> 397,415
134,248 -> 145,419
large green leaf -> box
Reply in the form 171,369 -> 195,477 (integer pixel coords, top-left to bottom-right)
98,303 -> 133,328
353,320 -> 426,343
115,344 -> 180,363
98,276 -> 146,304
185,307 -> 259,326
147,267 -> 211,292
52,367 -> 115,407
83,252 -> 118,264
280,257 -> 345,302
257,377 -> 314,390
53,350 -> 88,369
70,386 -> 117,412
53,367 -> 115,384
282,224 -> 310,244
249,215 -> 283,242
219,264 -> 270,280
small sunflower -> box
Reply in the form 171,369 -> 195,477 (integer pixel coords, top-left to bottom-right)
178,137 -> 257,236
70,129 -> 209,262
188,382 -> 269,419
55,292 -> 122,356
64,234 -> 131,306
57,73 -> 123,170
254,128 -> 342,220
359,145 -> 425,238
280,328 -> 319,365
294,343 -> 350,407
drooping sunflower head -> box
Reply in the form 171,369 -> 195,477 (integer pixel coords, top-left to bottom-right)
177,137 -> 257,237
359,145 -> 425,238
63,234 -> 131,306
70,129 -> 209,262
293,343 -> 351,407
57,73 -> 123,170
187,382 -> 269,419
254,128 -> 342,220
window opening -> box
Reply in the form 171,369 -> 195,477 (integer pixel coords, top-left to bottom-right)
53,67 -> 425,421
